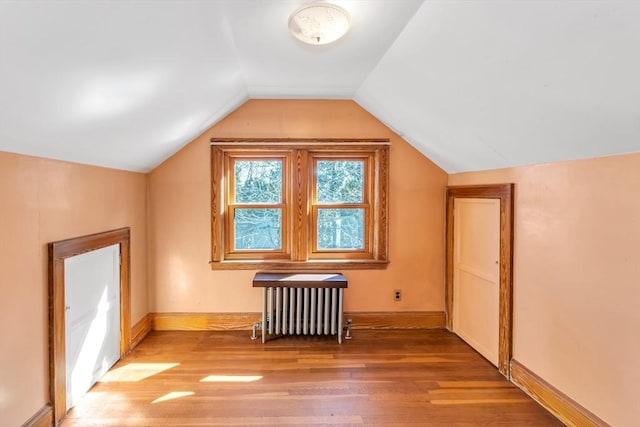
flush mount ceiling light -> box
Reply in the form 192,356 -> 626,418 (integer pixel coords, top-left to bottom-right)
288,2 -> 351,45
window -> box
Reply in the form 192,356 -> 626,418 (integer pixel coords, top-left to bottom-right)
211,139 -> 389,269
227,155 -> 290,259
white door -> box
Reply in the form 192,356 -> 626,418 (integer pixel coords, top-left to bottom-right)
453,198 -> 500,366
64,244 -> 120,410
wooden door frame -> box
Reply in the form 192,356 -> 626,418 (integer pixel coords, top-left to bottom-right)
446,184 -> 514,378
48,228 -> 131,425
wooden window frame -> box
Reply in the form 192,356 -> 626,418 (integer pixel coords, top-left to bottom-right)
211,138 -> 390,270
224,152 -> 291,260
309,152 -> 373,260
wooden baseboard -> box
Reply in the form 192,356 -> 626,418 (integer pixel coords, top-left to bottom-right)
22,404 -> 53,427
510,360 -> 609,427
150,311 -> 446,331
130,313 -> 152,349
151,312 -> 261,331
346,311 -> 446,329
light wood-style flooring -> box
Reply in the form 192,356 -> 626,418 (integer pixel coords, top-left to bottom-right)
61,329 -> 562,426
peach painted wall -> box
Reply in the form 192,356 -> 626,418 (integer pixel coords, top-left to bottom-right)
148,99 -> 447,314
449,153 -> 640,426
0,151 -> 148,426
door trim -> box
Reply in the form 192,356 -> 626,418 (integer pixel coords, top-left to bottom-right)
48,228 -> 131,425
446,184 -> 514,377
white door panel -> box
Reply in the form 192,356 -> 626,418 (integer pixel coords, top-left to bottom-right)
65,244 -> 120,410
453,198 -> 500,366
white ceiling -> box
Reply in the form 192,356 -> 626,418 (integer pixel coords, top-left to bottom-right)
0,0 -> 639,173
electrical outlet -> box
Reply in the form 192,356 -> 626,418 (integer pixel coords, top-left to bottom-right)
394,289 -> 401,301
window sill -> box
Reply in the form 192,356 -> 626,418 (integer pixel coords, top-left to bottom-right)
209,260 -> 389,270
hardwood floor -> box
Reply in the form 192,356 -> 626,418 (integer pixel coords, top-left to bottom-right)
61,330 -> 562,426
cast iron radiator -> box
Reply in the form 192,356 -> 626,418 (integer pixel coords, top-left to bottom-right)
251,272 -> 350,343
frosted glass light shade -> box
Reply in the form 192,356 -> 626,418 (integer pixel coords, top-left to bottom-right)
288,3 -> 350,45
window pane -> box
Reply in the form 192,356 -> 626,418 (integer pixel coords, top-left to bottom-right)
317,208 -> 364,250
316,160 -> 363,203
235,160 -> 282,203
234,209 -> 282,250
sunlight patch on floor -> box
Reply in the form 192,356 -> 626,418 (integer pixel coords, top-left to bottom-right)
151,391 -> 195,404
99,363 -> 180,382
200,375 -> 263,383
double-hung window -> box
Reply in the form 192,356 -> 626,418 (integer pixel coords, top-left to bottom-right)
211,139 -> 389,269
227,154 -> 290,259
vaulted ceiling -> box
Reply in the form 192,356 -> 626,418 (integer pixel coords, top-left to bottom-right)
1,0 -> 639,173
